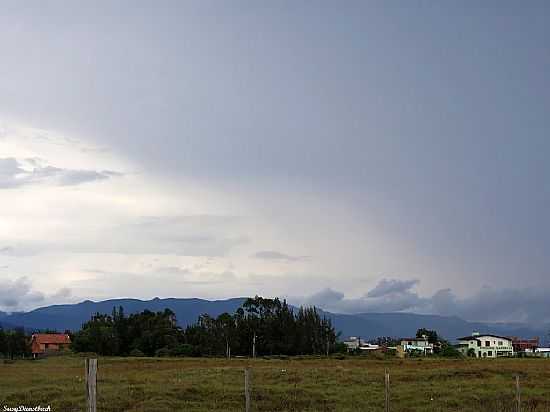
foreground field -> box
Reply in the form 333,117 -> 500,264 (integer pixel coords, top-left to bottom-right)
2,355 -> 550,411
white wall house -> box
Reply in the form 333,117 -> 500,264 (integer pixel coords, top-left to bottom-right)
343,337 -> 381,352
457,333 -> 514,358
525,348 -> 550,358
399,337 -> 434,356
343,336 -> 362,351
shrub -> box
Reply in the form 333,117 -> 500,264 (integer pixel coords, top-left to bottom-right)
129,348 -> 145,357
440,344 -> 462,358
169,344 -> 195,357
155,347 -> 171,357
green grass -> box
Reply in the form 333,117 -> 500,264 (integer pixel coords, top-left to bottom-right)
2,355 -> 550,411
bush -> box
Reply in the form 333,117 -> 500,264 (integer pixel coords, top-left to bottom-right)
333,342 -> 348,354
129,348 -> 145,357
368,350 -> 386,360
155,347 -> 171,357
440,344 -> 463,358
169,344 -> 195,357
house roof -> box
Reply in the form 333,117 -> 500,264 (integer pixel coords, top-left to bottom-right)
457,334 -> 511,341
32,333 -> 71,344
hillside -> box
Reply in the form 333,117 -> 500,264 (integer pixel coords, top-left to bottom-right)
0,298 -> 545,343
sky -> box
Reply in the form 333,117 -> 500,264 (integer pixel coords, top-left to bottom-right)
1,1 -> 549,325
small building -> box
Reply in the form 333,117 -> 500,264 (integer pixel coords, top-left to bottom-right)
358,343 -> 381,352
456,332 -> 513,358
31,333 -> 71,358
511,337 -> 539,354
525,347 -> 550,358
343,336 -> 362,351
397,336 -> 434,357
343,337 -> 382,353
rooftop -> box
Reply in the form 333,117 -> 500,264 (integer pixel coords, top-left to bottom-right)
32,333 -> 71,345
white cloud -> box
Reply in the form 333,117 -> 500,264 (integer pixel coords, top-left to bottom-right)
0,277 -> 77,312
366,279 -> 420,298
0,156 -> 122,189
252,250 -> 309,262
0,277 -> 44,310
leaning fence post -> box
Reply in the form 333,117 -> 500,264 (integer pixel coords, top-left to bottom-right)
384,368 -> 390,412
515,375 -> 521,412
245,367 -> 252,412
85,358 -> 97,412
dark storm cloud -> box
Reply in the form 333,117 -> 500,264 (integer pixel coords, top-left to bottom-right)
0,157 -> 122,188
303,279 -> 428,314
1,1 -> 548,291
252,251 -> 309,262
0,2 -> 549,316
430,287 -> 550,325
301,278 -> 550,326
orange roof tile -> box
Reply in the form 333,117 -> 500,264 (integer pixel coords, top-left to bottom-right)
32,333 -> 71,344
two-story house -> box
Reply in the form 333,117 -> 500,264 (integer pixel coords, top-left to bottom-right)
456,332 -> 513,358
398,336 -> 434,357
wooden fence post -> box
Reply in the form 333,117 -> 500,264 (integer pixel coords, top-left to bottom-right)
252,333 -> 256,359
516,375 -> 521,412
85,358 -> 97,412
245,367 -> 252,412
384,368 -> 390,412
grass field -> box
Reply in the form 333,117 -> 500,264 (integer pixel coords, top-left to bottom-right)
2,355 -> 550,411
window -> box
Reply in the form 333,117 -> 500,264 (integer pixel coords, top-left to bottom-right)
498,341 -> 503,346
488,351 -> 493,357
485,341 -> 490,347
477,340 -> 481,347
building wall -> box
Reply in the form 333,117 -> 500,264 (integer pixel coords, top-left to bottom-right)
400,340 -> 434,356
459,336 -> 513,358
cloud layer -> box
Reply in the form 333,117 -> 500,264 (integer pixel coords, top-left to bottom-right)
299,278 -> 550,326
0,157 -> 121,188
252,250 -> 309,262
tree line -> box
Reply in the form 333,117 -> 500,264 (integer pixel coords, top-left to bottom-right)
71,296 -> 339,357
0,328 -> 30,359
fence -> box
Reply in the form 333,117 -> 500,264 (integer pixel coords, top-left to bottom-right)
3,356 -> 550,411
79,359 -> 535,412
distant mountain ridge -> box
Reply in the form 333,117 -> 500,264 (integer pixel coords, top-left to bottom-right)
0,297 -> 546,343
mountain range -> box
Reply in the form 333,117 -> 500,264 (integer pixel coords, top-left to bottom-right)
0,298 -> 546,343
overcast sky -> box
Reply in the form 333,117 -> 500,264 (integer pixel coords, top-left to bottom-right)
1,1 -> 549,324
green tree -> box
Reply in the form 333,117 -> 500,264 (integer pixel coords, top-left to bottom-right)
416,328 -> 439,344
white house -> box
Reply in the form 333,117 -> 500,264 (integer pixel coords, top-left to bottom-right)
399,336 -> 434,356
525,348 -> 550,358
343,336 -> 362,351
343,337 -> 381,352
456,332 -> 514,358
359,343 -> 380,351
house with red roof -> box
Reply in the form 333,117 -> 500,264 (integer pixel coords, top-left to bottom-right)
31,333 -> 71,358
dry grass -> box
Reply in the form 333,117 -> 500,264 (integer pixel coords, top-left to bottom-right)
2,355 -> 550,411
